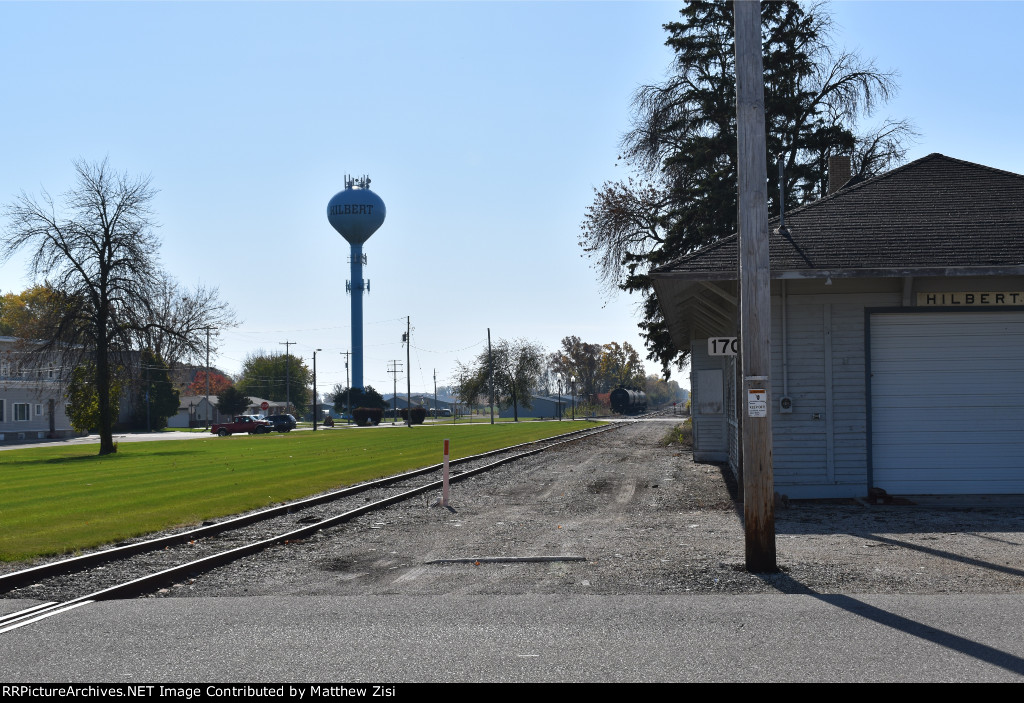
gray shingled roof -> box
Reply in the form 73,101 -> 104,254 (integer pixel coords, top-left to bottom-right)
652,153 -> 1024,279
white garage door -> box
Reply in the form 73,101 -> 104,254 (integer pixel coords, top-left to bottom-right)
870,310 -> 1024,494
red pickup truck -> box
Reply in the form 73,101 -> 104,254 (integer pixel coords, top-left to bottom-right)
211,415 -> 273,436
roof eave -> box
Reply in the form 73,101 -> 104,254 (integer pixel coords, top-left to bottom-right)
651,265 -> 1024,282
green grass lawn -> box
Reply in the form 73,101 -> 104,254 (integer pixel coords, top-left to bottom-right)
0,421 -> 601,562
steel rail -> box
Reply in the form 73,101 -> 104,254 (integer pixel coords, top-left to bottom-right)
1,423 -> 614,593
1,424 -> 619,630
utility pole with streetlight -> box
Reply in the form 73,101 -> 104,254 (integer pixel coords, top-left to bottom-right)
557,377 -> 562,421
342,351 -> 351,425
279,340 -> 294,414
571,376 -> 576,421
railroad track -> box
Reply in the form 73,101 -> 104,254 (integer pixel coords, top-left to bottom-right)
0,423 -> 617,633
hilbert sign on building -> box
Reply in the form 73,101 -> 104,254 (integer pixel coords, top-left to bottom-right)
918,292 -> 1024,306
651,153 -> 1024,498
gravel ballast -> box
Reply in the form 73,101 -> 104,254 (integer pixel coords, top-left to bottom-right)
136,419 -> 1024,599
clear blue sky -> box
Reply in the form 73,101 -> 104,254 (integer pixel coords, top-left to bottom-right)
2,1 -> 1022,397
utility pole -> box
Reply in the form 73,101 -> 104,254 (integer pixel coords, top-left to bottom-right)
557,377 -> 562,421
312,349 -> 321,430
488,328 -> 495,425
433,369 -> 437,421
205,327 -> 211,430
734,0 -> 776,573
279,340 -> 294,413
405,316 -> 411,427
388,360 -> 402,424
342,351 -> 351,424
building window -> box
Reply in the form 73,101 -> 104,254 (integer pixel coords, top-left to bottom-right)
36,404 -> 43,416
0,401 -> 4,422
13,403 -> 30,421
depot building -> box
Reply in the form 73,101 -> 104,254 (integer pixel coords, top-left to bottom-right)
651,154 -> 1024,498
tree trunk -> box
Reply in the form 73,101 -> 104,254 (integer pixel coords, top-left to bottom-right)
96,343 -> 116,455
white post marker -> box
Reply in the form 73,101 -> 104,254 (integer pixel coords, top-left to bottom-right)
442,439 -> 450,507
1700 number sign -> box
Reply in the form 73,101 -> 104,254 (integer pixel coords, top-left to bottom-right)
707,337 -> 739,356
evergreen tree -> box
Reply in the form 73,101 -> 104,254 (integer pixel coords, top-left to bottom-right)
580,1 -> 914,374
131,350 -> 179,430
217,386 -> 251,417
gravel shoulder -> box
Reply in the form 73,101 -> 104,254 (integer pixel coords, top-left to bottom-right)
149,419 -> 1024,599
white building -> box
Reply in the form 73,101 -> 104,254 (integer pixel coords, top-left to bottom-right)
652,154 -> 1024,497
0,336 -> 75,442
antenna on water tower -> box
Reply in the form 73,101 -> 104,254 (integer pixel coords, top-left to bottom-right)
327,175 -> 386,391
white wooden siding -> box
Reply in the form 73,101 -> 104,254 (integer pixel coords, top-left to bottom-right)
770,292 -> 898,497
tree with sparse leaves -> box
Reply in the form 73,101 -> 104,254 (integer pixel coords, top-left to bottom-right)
2,159 -> 235,454
580,1 -> 915,374
457,338 -> 543,421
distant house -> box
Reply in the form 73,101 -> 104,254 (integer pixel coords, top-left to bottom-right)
169,395 -> 221,428
168,394 -> 286,427
651,154 -> 1024,497
0,336 -> 75,442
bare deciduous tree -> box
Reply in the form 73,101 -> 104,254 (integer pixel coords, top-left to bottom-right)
2,159 -> 235,454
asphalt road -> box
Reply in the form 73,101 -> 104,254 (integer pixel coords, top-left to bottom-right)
0,416 -> 661,452
2,594 -> 1024,682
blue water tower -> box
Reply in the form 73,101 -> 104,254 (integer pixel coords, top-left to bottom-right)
327,175 -> 386,391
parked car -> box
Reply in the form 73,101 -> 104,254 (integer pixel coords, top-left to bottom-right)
265,414 -> 297,432
211,416 -> 273,436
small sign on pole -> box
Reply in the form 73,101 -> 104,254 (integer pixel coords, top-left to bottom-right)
747,389 -> 767,418
442,439 -> 450,507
